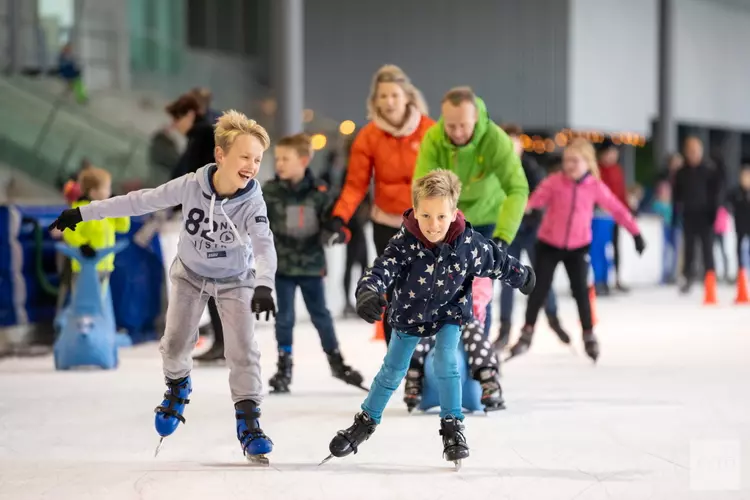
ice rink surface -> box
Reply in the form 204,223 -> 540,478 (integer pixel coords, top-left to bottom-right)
1,287 -> 749,500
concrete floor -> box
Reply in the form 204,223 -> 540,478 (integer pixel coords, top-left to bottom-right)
0,287 -> 748,500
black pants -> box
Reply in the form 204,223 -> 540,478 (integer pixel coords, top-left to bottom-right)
612,224 -> 621,280
682,213 -> 715,281
737,231 -> 750,269
344,217 -> 368,307
372,222 -> 400,345
525,242 -> 593,331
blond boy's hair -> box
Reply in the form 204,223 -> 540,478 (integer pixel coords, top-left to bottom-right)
215,110 -> 270,152
277,133 -> 313,158
78,167 -> 111,195
412,170 -> 462,209
565,138 -> 600,179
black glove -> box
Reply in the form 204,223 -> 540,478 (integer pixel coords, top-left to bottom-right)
320,223 -> 350,246
80,244 -> 97,258
251,286 -> 276,321
633,234 -> 646,255
492,237 -> 509,252
520,265 -> 536,295
355,288 -> 387,324
48,208 -> 83,232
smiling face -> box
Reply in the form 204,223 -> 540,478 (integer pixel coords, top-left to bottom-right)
214,134 -> 264,192
442,100 -> 477,146
415,196 -> 458,243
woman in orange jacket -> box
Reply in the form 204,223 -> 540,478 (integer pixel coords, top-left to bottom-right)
329,64 -> 434,343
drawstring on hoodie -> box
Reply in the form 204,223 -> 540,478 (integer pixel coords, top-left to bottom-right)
206,193 -> 243,244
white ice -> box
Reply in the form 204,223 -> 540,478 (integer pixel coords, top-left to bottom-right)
1,287 -> 749,500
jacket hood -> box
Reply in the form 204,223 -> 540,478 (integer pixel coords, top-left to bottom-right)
436,96 -> 490,150
273,168 -> 317,193
402,208 -> 467,249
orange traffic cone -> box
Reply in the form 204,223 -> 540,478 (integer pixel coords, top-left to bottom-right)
589,285 -> 598,327
371,319 -> 385,341
735,268 -> 749,304
703,270 -> 718,305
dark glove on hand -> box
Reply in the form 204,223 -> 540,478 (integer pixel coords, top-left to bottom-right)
492,237 -> 509,252
633,233 -> 646,255
80,244 -> 97,258
355,288 -> 387,324
48,208 -> 83,232
320,225 -> 351,246
251,286 -> 276,321
520,265 -> 536,295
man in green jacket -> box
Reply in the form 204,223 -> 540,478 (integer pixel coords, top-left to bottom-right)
413,86 -> 529,335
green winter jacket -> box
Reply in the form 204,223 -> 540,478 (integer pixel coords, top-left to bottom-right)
413,97 -> 529,243
263,170 -> 336,277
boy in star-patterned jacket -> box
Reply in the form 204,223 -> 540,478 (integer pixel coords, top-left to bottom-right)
325,170 -> 535,467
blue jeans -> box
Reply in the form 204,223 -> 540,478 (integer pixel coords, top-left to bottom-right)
499,225 -> 557,323
661,225 -> 680,283
472,224 -> 496,337
362,325 -> 463,423
275,275 -> 339,353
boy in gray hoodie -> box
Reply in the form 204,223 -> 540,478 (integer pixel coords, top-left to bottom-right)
49,110 -> 277,464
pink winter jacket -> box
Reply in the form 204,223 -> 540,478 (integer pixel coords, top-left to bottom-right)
528,172 -> 640,249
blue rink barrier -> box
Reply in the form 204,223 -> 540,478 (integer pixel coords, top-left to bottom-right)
0,205 -> 163,343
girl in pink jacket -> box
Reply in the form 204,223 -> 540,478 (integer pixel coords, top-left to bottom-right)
507,139 -> 646,362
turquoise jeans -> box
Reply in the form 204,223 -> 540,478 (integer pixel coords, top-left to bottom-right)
362,324 -> 464,423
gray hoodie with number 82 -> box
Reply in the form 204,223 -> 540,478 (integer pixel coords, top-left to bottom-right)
78,164 -> 276,288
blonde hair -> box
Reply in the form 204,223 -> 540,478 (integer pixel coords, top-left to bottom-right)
214,110 -> 270,152
367,64 -> 428,119
276,133 -> 313,158
565,138 -> 600,179
78,166 -> 111,195
412,170 -> 462,209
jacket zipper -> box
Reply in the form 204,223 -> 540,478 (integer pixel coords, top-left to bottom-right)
563,182 -> 579,249
421,248 -> 442,322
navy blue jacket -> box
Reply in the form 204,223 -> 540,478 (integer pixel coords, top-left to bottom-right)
357,209 -> 528,337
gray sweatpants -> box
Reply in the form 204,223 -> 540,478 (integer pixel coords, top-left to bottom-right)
161,258 -> 263,404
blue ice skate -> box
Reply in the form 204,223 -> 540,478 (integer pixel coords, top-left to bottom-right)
235,400 -> 273,465
153,375 -> 192,456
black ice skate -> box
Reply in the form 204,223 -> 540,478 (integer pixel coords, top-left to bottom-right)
546,314 -> 571,344
403,368 -> 423,413
320,411 -> 378,465
268,350 -> 292,394
326,349 -> 368,392
440,416 -> 470,471
192,339 -> 225,363
582,331 -> 600,363
505,326 -> 534,362
477,367 -> 505,412
492,321 -> 511,352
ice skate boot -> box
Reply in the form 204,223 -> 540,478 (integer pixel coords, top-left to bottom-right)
268,350 -> 292,394
236,400 -> 273,465
546,314 -> 571,344
582,331 -> 600,363
153,375 -> 192,456
342,303 -> 357,318
505,326 -> 534,361
326,349 -> 367,391
321,411 -> 378,464
403,368 -> 423,413
440,416 -> 469,470
193,339 -> 225,363
477,367 -> 505,412
492,321 -> 511,351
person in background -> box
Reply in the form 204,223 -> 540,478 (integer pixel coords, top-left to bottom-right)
713,206 -> 730,282
597,139 -> 630,294
192,87 -> 222,125
672,137 -> 723,297
494,124 -> 568,351
652,181 -> 676,284
58,42 -> 88,104
727,165 -> 750,278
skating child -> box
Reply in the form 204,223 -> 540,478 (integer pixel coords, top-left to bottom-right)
403,276 -> 505,413
323,170 -> 534,468
508,138 -> 645,362
49,110 -> 277,464
652,181 -> 676,284
263,133 -> 365,393
728,165 -> 750,277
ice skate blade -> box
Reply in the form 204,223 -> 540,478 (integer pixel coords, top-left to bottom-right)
245,454 -> 269,466
154,437 -> 165,457
318,454 -> 334,466
453,459 -> 462,471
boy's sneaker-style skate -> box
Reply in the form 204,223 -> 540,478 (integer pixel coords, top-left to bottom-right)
268,350 -> 292,394
477,367 -> 505,412
546,315 -> 571,344
326,349 -> 367,391
505,326 -> 534,361
582,331 -> 600,363
440,416 -> 470,471
493,321 -> 512,351
403,368 -> 423,413
235,400 -> 273,465
193,338 -> 225,363
321,411 -> 378,464
154,375 -> 192,456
